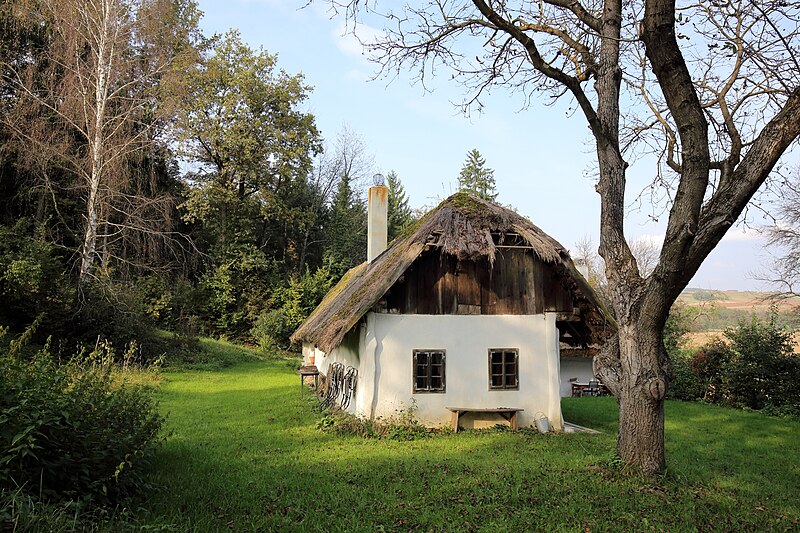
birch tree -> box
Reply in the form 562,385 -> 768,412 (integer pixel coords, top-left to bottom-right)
2,0 -> 200,288
326,0 -> 800,474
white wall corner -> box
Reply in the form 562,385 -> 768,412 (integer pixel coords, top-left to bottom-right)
545,312 -> 564,430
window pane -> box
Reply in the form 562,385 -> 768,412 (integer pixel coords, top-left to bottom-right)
414,350 -> 445,393
491,374 -> 503,387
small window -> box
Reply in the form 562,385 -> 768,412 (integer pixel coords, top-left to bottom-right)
489,349 -> 519,390
413,350 -> 446,393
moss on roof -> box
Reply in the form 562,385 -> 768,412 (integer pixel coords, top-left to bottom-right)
291,192 -> 614,353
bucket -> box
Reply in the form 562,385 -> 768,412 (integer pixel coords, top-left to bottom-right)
534,412 -> 550,434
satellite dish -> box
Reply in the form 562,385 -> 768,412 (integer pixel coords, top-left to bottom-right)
372,173 -> 385,186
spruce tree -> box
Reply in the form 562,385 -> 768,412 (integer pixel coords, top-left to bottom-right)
386,170 -> 413,241
457,148 -> 497,201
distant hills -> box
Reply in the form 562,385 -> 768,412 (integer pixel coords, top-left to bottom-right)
677,288 -> 799,349
679,288 -> 800,314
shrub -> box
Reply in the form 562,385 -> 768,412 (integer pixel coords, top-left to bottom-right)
690,340 -> 735,403
667,351 -> 705,401
0,334 -> 164,507
0,219 -> 72,339
677,311 -> 800,414
316,401 -> 431,441
252,261 -> 335,350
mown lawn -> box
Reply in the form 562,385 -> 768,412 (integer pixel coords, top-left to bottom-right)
130,360 -> 800,532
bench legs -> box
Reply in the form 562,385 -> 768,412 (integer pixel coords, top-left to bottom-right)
452,410 -> 462,432
451,410 -> 519,432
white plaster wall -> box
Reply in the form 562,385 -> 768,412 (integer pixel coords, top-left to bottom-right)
302,327 -> 364,415
559,357 -> 596,397
361,313 -> 563,430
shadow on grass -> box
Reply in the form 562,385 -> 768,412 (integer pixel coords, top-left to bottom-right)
563,396 -> 800,521
135,366 -> 800,532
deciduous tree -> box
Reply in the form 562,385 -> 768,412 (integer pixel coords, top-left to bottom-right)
326,0 -> 800,474
763,174 -> 800,296
2,0 -> 201,289
174,30 -> 321,258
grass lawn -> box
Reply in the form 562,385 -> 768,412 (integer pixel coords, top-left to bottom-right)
128,358 -> 800,532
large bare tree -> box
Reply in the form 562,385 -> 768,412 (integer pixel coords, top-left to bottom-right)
327,0 -> 800,473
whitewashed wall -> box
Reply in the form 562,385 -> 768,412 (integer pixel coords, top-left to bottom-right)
302,327 -> 364,415
558,357 -> 596,397
354,313 -> 563,430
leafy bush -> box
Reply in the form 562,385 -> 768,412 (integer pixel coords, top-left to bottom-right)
689,340 -> 735,403
0,219 -> 72,339
676,311 -> 800,414
724,312 -> 799,411
667,351 -> 705,401
251,261 -> 335,350
0,333 -> 164,507
199,246 -> 278,338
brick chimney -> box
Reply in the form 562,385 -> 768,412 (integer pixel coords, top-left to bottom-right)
367,185 -> 388,263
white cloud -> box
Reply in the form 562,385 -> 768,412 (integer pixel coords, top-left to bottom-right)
333,21 -> 383,62
721,226 -> 764,242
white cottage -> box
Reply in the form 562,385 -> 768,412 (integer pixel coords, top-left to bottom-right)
292,188 -> 614,430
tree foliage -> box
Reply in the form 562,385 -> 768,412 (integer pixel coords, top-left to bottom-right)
175,30 -> 321,258
386,170 -> 414,241
457,148 -> 497,201
2,0 -> 201,287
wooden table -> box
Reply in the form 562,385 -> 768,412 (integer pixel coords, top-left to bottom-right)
571,382 -> 609,397
298,365 -> 319,390
446,407 -> 523,432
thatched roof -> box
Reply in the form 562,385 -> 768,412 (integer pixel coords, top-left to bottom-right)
292,192 -> 615,353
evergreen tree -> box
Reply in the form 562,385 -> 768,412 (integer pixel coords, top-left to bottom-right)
457,148 -> 497,201
386,170 -> 413,241
326,174 -> 366,271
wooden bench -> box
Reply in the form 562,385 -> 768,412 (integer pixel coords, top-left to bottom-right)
446,407 -> 524,432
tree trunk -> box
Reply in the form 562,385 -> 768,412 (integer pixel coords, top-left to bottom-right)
614,323 -> 669,474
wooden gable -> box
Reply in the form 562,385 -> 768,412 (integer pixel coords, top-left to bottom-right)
381,248 -> 574,316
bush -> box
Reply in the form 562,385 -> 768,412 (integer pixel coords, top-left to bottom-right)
251,261 -> 335,350
0,219 -> 72,340
677,311 -> 800,414
667,351 -> 705,401
0,333 -> 164,507
316,401 -> 431,441
690,340 -> 735,403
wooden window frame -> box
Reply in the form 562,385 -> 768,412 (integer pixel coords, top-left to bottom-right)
488,348 -> 519,390
413,349 -> 446,393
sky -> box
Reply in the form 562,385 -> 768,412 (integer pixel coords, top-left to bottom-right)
194,0 -> 798,292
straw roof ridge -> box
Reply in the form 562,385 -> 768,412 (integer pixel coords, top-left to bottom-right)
291,192 -> 612,353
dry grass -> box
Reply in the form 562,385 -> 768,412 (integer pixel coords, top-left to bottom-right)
683,330 -> 800,353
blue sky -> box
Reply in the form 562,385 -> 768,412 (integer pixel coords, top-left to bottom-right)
195,0 -> 797,291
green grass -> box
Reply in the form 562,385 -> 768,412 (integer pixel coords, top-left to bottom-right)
123,359 -> 800,532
